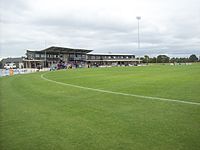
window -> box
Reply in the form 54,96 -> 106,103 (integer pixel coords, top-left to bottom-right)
91,56 -> 95,60
69,54 -> 74,58
28,53 -> 34,59
82,54 -> 85,57
77,54 -> 81,58
96,56 -> 100,60
35,54 -> 40,58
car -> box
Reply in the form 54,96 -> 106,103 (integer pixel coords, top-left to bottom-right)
4,63 -> 17,69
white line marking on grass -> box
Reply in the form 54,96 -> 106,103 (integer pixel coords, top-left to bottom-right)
41,73 -> 200,106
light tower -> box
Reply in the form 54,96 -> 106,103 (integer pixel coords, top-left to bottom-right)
136,16 -> 141,49
136,16 -> 141,63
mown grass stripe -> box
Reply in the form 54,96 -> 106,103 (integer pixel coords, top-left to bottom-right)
41,73 -> 200,106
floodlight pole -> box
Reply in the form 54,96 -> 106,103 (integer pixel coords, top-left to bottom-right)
136,16 -> 141,49
136,16 -> 141,63
45,49 -> 46,67
44,41 -> 47,68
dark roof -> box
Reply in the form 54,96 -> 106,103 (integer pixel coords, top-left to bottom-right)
36,46 -> 93,53
1,57 -> 24,63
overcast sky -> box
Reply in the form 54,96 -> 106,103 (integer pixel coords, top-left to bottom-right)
0,0 -> 200,58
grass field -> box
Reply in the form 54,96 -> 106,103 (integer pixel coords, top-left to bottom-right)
0,64 -> 200,150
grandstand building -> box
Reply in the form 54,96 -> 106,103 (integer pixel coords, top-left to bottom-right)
87,53 -> 139,66
25,46 -> 92,68
23,46 -> 141,68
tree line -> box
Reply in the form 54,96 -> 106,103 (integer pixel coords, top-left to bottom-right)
140,54 -> 199,63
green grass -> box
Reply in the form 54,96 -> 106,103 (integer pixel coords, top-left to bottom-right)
0,64 -> 200,150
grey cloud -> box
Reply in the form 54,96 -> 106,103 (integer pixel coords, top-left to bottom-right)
0,0 -> 30,22
31,14 -> 137,34
0,0 -> 200,59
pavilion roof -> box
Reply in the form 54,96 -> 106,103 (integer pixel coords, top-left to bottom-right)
41,46 -> 93,53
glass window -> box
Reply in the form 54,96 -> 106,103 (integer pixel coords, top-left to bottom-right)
35,54 -> 40,57
82,55 -> 86,59
96,56 -> 100,60
70,54 -> 74,58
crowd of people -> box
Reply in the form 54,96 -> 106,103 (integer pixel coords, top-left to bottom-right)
50,60 -> 84,71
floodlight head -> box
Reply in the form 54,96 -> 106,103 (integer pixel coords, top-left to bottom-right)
136,16 -> 141,20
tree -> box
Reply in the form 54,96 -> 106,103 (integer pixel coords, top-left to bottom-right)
170,57 -> 176,63
149,57 -> 156,63
143,55 -> 149,64
189,54 -> 198,62
0,60 -> 2,69
157,55 -> 169,63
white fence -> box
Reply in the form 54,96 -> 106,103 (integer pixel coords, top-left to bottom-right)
0,68 -> 50,77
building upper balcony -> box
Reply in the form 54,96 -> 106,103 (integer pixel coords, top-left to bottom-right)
86,53 -> 136,61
